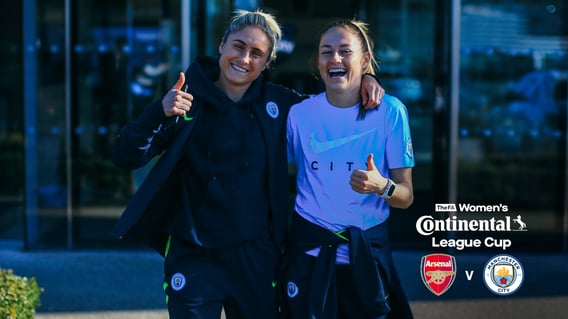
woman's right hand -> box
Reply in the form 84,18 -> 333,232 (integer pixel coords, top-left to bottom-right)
162,72 -> 194,118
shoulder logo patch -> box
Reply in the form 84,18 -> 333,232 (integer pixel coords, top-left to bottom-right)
287,281 -> 299,298
171,273 -> 186,291
406,139 -> 414,159
266,101 -> 279,119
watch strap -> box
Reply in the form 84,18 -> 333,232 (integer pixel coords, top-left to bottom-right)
378,178 -> 395,199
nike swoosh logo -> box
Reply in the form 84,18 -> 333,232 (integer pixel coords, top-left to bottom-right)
309,128 -> 376,154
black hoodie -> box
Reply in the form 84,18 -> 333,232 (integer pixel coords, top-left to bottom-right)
112,56 -> 306,254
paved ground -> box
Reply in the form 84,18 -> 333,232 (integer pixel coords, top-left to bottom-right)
1,249 -> 567,319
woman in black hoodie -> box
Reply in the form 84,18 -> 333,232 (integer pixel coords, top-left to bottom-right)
112,9 -> 383,319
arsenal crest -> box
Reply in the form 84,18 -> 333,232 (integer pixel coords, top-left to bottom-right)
420,253 -> 457,296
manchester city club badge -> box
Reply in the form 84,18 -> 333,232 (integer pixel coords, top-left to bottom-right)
265,101 -> 279,119
483,254 -> 524,296
287,281 -> 299,298
171,272 -> 186,291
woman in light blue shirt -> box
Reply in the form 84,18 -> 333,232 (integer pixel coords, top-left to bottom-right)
282,18 -> 415,319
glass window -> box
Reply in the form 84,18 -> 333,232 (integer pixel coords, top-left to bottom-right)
458,1 -> 567,251
33,0 -> 69,248
5,0 -> 193,249
0,2 -> 24,247
72,0 -> 184,248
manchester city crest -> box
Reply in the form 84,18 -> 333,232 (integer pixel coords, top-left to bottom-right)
171,272 -> 186,291
287,281 -> 299,298
266,101 -> 279,119
483,254 -> 524,296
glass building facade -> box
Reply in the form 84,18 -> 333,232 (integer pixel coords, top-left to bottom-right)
0,0 -> 566,252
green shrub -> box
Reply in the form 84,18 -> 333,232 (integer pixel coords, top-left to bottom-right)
0,268 -> 43,319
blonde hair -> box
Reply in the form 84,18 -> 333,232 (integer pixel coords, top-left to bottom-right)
221,9 -> 282,66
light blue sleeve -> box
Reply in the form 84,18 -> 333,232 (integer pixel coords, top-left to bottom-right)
385,96 -> 415,169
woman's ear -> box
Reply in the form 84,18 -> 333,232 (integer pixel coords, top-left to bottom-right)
362,51 -> 371,71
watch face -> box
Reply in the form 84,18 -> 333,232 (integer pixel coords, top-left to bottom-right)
387,183 -> 396,196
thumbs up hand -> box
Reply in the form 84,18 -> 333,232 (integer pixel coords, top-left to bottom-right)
349,153 -> 388,195
366,153 -> 378,172
162,72 -> 194,118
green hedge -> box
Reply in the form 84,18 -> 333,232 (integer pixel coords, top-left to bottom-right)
0,269 -> 43,319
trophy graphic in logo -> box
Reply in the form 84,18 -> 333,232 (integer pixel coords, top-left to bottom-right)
420,253 -> 457,296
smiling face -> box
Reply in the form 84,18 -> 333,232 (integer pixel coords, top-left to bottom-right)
317,26 -> 370,102
217,26 -> 271,96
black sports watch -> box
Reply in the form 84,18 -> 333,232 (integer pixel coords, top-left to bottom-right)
379,179 -> 395,199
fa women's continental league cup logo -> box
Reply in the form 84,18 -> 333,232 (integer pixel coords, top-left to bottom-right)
483,254 -> 524,295
420,253 -> 457,296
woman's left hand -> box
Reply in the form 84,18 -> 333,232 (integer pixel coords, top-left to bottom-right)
360,74 -> 385,109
